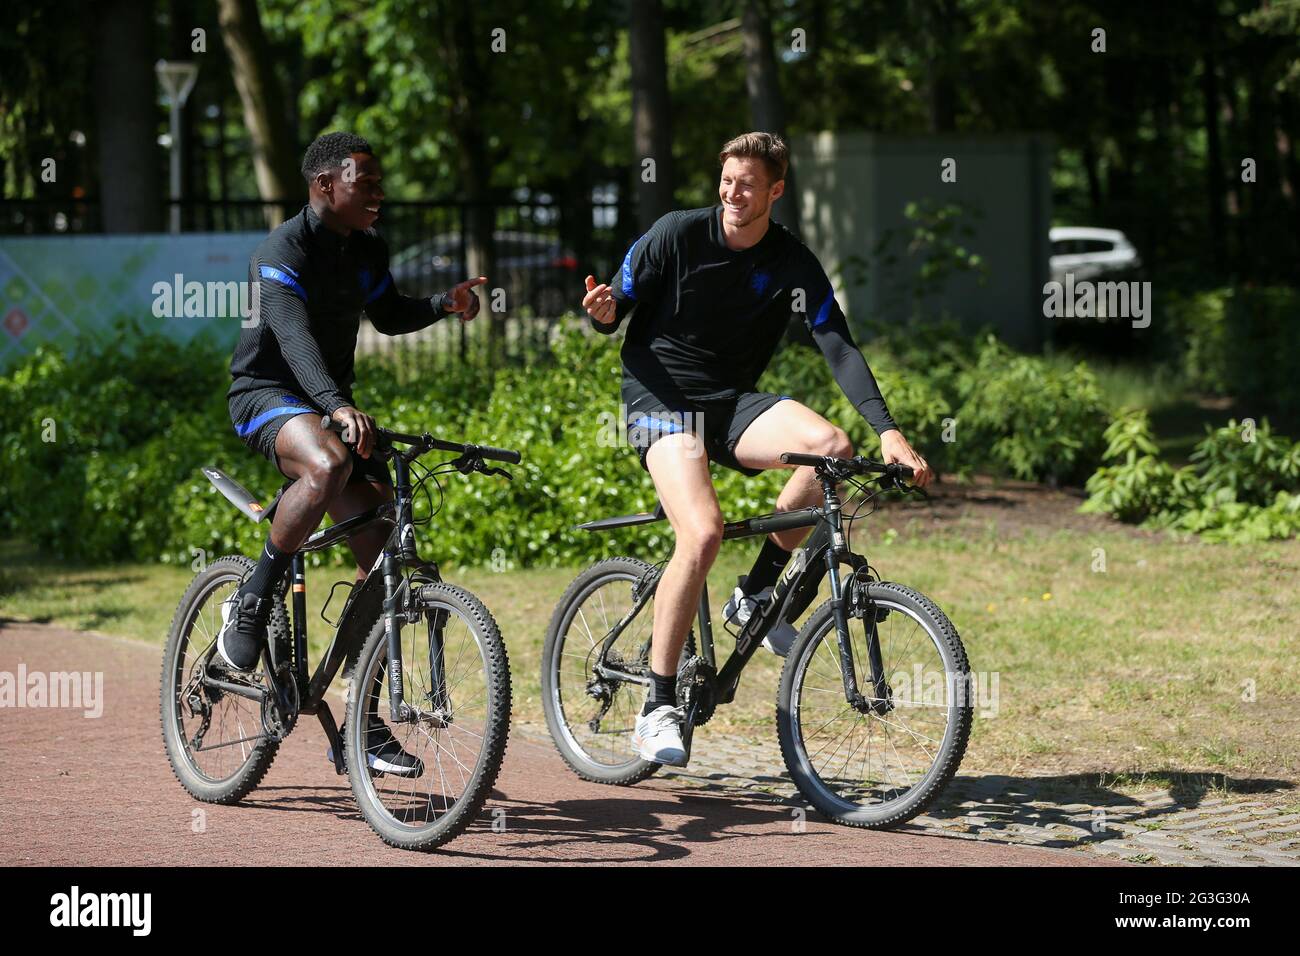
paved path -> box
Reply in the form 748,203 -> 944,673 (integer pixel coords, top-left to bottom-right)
634,716 -> 1300,867
0,622 -> 1109,866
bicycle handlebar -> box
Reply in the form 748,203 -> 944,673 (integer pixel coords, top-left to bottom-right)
321,416 -> 522,464
779,452 -> 913,482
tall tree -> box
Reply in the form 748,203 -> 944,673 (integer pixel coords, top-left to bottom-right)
437,0 -> 499,358
217,0 -> 301,221
92,0 -> 162,232
629,0 -> 675,230
741,0 -> 801,239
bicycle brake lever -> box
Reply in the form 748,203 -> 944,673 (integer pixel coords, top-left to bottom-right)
481,466 -> 513,481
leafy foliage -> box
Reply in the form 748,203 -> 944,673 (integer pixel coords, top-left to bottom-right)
2,322 -> 1124,567
1082,410 -> 1300,542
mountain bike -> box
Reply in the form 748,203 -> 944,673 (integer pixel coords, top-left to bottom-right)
160,417 -> 518,851
541,453 -> 972,828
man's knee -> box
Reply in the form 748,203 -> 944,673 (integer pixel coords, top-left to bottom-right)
808,424 -> 853,459
674,512 -> 723,564
302,443 -> 352,497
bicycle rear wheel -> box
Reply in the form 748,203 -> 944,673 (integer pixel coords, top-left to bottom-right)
542,556 -> 696,785
777,580 -> 972,828
159,555 -> 290,804
346,581 -> 510,851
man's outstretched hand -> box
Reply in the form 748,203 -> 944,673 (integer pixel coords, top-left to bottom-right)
880,429 -> 934,488
443,276 -> 488,322
583,275 -> 616,325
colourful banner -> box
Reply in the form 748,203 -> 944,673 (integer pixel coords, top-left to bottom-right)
0,232 -> 264,370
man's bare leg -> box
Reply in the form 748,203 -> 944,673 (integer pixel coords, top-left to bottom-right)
732,399 -> 854,553
325,478 -> 396,582
644,431 -> 724,677
216,413 -> 357,669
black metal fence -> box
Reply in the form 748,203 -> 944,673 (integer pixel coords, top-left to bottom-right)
0,196 -> 632,373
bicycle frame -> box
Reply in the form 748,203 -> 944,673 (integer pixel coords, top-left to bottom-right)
200,451 -> 446,763
592,472 -> 888,725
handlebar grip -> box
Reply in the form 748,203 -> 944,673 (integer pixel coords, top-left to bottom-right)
780,452 -> 825,467
474,445 -> 522,465
889,462 -> 915,480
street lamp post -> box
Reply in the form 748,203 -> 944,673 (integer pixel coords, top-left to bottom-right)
155,60 -> 200,235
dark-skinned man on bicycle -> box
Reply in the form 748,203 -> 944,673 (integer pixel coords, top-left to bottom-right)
582,132 -> 934,767
218,132 -> 485,775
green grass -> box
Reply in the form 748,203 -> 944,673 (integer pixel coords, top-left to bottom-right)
3,523 -> 1299,784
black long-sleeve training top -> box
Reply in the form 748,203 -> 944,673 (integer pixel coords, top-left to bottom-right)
229,204 -> 451,415
594,207 -> 898,435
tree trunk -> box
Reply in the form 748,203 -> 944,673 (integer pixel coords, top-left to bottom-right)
741,0 -> 802,240
1201,46 -> 1227,274
440,0 -> 499,361
924,0 -> 957,133
92,0 -> 162,233
216,0 -> 300,224
629,0 -> 675,231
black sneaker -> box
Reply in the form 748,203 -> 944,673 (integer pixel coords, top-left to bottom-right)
327,719 -> 425,778
214,590 -> 271,672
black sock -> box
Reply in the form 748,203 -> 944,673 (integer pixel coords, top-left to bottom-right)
744,538 -> 793,595
242,536 -> 293,599
643,668 -> 677,715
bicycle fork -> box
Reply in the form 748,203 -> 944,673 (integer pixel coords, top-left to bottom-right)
821,487 -> 891,716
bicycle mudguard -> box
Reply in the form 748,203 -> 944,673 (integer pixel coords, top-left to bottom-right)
201,467 -> 291,523
577,502 -> 665,532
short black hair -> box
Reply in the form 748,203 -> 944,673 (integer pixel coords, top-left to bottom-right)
301,132 -> 373,182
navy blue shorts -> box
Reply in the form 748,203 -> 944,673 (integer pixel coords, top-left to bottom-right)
227,387 -> 391,486
622,381 -> 789,477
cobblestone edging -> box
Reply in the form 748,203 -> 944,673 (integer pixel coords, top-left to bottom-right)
513,722 -> 1300,867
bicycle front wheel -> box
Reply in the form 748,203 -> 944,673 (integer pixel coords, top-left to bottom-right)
346,581 -> 510,851
777,580 -> 972,828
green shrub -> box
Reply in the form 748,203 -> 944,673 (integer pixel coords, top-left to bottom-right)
1082,410 -> 1300,542
2,322 -> 1119,568
953,336 -> 1109,485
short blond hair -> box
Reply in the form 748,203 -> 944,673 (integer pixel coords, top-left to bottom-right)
718,131 -> 788,183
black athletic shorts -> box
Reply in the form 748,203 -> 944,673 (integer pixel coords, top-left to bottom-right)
622,380 -> 789,477
228,386 -> 392,486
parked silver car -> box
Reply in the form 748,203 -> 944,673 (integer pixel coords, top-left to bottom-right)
1048,226 -> 1142,285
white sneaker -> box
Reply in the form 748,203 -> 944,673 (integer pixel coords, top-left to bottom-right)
632,705 -> 688,766
723,585 -> 798,657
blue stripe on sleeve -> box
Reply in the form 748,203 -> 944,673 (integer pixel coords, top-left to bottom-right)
811,287 -> 835,328
364,271 -> 393,304
259,264 -> 308,302
620,236 -> 643,300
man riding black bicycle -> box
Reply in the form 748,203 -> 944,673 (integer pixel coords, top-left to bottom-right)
218,132 -> 486,774
582,131 -> 934,767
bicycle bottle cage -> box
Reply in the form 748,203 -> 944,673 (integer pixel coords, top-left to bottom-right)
201,467 -> 293,524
